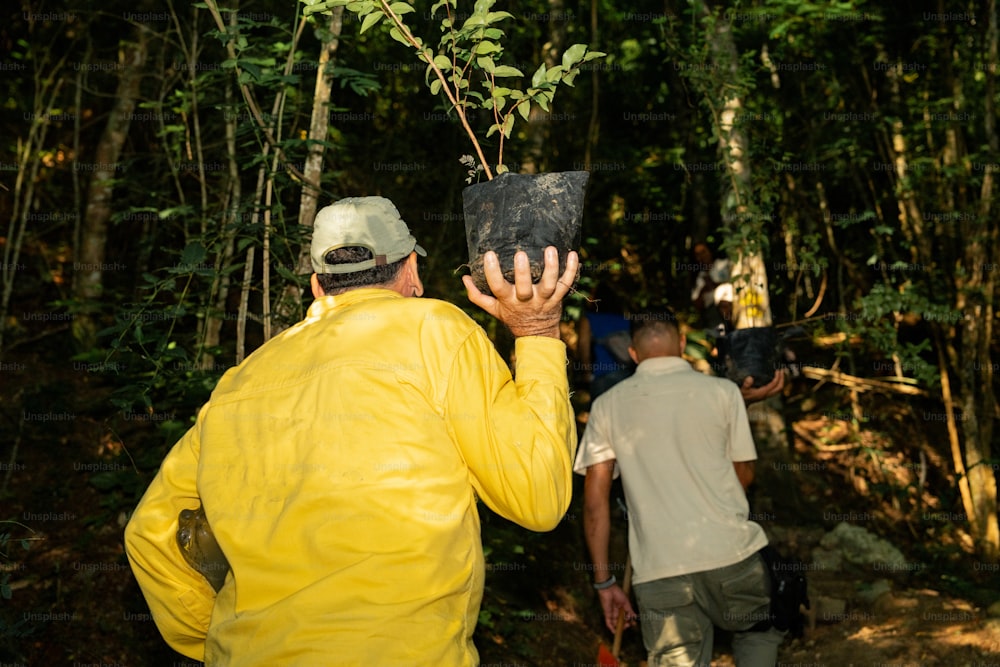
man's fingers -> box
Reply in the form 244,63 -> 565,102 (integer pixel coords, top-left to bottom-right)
479,248 -> 578,302
512,251 -> 533,301
481,251 -> 511,300
463,274 -> 496,314
535,246 -> 561,297
554,250 -> 579,300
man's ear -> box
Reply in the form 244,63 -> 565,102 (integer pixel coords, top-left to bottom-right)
310,273 -> 325,299
406,252 -> 424,297
628,346 -> 639,364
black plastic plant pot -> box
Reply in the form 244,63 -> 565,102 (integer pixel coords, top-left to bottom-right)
725,326 -> 779,388
462,171 -> 589,294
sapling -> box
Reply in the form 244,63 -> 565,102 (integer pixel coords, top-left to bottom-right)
302,0 -> 605,179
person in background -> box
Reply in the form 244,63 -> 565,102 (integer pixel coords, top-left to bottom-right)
690,241 -> 731,331
577,298 -> 635,400
578,307 -> 785,666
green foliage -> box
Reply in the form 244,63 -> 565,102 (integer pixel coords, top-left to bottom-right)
302,0 -> 604,176
836,283 -> 950,389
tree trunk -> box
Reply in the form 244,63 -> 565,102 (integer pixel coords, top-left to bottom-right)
956,0 -> 999,559
696,2 -> 772,329
199,79 -> 241,370
72,28 -> 148,349
273,8 -> 344,334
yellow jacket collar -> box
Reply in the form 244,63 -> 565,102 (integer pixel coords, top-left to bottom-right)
307,287 -> 402,320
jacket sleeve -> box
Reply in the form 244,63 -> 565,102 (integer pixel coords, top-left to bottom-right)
446,332 -> 577,532
124,405 -> 214,661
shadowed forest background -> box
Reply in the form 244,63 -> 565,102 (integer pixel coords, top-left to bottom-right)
2,0 -> 1000,664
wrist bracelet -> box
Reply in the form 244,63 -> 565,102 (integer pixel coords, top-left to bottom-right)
593,574 -> 616,590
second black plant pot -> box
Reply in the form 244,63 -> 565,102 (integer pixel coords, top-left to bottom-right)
724,326 -> 779,388
463,171 -> 589,294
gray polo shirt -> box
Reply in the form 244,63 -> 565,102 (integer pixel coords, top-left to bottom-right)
574,356 -> 768,584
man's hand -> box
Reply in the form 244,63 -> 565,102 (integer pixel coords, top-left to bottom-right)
740,369 -> 785,405
597,584 -> 637,633
463,246 -> 579,338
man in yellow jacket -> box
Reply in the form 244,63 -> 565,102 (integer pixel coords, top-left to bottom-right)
124,196 -> 580,666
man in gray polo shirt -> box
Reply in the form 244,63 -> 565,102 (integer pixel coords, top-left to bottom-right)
576,307 -> 784,666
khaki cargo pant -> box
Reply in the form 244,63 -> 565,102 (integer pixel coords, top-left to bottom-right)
633,552 -> 786,667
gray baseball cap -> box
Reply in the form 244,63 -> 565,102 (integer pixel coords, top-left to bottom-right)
310,196 -> 426,274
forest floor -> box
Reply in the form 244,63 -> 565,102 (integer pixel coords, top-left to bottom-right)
2,340 -> 1000,666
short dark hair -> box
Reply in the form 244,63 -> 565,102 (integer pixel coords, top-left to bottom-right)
628,306 -> 679,340
315,247 -> 407,295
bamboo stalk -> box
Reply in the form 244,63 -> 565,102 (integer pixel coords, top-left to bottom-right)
799,365 -> 929,397
936,339 -> 976,539
792,423 -> 860,453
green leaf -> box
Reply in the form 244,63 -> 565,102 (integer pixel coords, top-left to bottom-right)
531,64 -> 546,88
516,101 -> 531,122
360,11 -> 384,33
501,113 -> 515,138
583,51 -> 606,62
561,43 -> 587,68
484,11 -> 514,24
563,70 -> 579,86
240,62 -> 263,82
388,2 -> 415,15
476,56 -> 496,74
486,122 -> 502,138
545,64 -> 565,83
492,65 -> 523,78
475,40 -> 501,55
181,242 -> 207,267
302,0 -> 351,15
429,79 -> 443,95
461,13 -> 487,28
432,55 -> 452,71
388,27 -> 409,46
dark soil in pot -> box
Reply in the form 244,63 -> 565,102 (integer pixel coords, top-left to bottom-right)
463,171 -> 589,294
723,326 -> 779,388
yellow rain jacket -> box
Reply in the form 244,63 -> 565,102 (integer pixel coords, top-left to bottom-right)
124,289 -> 576,666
